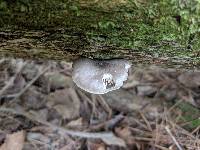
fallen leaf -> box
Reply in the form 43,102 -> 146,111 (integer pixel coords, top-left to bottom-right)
136,85 -> 157,96
0,131 -> 25,150
103,90 -> 150,113
45,72 -> 74,90
47,88 -> 80,120
22,62 -> 39,81
178,72 -> 200,88
66,117 -> 83,129
87,140 -> 106,150
115,127 -> 136,145
27,132 -> 50,144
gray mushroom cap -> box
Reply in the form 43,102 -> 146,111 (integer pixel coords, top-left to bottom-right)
72,58 -> 131,94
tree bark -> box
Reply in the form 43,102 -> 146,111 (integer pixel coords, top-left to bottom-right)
0,0 -> 199,69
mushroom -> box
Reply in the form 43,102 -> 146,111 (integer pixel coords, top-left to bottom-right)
72,58 -> 131,94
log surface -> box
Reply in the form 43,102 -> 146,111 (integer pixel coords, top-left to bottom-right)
0,0 -> 200,69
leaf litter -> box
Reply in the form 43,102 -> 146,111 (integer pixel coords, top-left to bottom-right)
0,59 -> 199,150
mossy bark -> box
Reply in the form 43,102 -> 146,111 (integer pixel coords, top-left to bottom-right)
0,0 -> 200,69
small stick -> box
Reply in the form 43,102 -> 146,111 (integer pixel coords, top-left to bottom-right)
134,136 -> 153,141
129,127 -> 152,136
12,66 -> 50,100
0,58 -> 5,64
0,107 -> 126,147
168,120 -> 196,139
97,95 -> 112,119
165,126 -> 183,150
132,118 -> 149,130
168,99 -> 183,113
0,61 -> 26,96
139,111 -> 152,131
154,144 -> 170,150
191,125 -> 200,134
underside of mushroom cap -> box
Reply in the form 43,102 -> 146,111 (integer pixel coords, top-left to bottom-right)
72,58 -> 131,94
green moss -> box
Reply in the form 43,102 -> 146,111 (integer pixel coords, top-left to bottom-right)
177,102 -> 200,130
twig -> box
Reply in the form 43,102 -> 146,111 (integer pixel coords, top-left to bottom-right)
179,118 -> 200,127
154,116 -> 162,148
154,144 -> 170,150
0,58 -> 5,64
88,114 -> 124,132
134,136 -> 153,141
129,127 -> 152,136
191,125 -> 200,134
0,107 -> 126,147
97,95 -> 112,119
76,90 -> 94,106
0,61 -> 26,96
0,77 -> 16,96
168,99 -> 183,113
12,66 -> 50,100
168,120 -> 196,139
139,111 -> 152,131
165,126 -> 183,150
131,118 -> 149,130
28,137 -> 51,149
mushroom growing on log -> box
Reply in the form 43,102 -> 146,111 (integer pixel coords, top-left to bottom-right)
72,58 -> 131,94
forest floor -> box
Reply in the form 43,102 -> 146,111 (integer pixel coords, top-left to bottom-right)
0,58 -> 199,150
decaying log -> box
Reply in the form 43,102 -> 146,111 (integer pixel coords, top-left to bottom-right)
0,0 -> 199,69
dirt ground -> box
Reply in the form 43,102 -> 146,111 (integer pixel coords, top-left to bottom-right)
0,58 -> 199,150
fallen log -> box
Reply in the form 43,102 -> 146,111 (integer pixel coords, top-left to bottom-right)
0,0 -> 199,69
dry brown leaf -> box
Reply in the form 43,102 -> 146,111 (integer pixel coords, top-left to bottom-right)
178,72 -> 200,88
103,90 -> 150,113
59,139 -> 81,150
136,85 -> 157,96
66,117 -> 83,129
45,72 -> 73,90
0,131 -> 25,150
87,140 -> 106,150
21,87 -> 46,110
115,127 -> 136,146
47,88 -> 80,120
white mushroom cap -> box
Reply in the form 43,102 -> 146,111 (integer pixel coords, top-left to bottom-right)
72,58 -> 131,94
